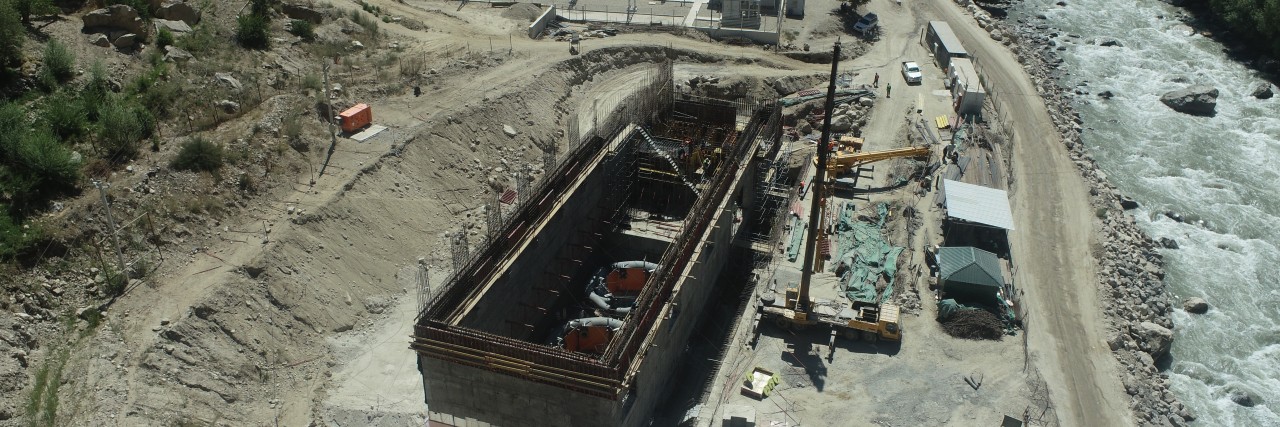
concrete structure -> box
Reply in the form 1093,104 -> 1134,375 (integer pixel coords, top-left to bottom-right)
412,63 -> 782,426
720,0 -> 762,29
923,21 -> 968,72
947,57 -> 986,117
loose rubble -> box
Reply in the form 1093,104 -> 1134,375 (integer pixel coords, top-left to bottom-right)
962,1 -> 1187,424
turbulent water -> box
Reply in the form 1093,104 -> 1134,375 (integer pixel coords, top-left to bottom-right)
1006,0 -> 1280,424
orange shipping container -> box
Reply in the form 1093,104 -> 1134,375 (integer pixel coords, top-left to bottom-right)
338,103 -> 372,133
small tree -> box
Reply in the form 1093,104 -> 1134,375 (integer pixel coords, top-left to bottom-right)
41,93 -> 87,140
171,137 -> 223,172
41,39 -> 75,83
236,14 -> 270,49
156,27 -> 175,49
250,0 -> 273,20
12,0 -> 53,26
0,0 -> 23,68
288,19 -> 313,40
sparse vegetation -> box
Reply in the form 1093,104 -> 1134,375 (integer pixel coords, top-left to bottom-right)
0,0 -> 22,68
171,137 -> 224,172
97,96 -> 154,161
12,0 -> 54,26
41,93 -> 88,140
25,349 -> 67,427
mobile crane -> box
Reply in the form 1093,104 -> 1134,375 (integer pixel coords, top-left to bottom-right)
758,41 -> 904,348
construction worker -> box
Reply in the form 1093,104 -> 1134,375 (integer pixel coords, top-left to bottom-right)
886,83 -> 892,98
874,73 -> 880,87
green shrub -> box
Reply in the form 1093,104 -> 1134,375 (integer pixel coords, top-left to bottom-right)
176,22 -> 216,53
171,137 -> 223,172
139,80 -> 180,119
0,210 -> 40,259
80,61 -> 110,121
236,14 -> 270,49
250,0 -> 272,19
0,0 -> 23,68
97,98 -> 149,161
0,131 -> 82,208
41,93 -> 87,140
288,19 -> 313,40
41,40 -> 74,83
156,27 -> 175,50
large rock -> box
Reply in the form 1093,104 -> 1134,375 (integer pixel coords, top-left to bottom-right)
163,46 -> 193,62
282,3 -> 324,24
1160,85 -> 1218,116
215,72 -> 241,90
1135,321 -> 1173,359
1228,389 -> 1261,407
1250,82 -> 1273,99
770,75 -> 817,96
156,1 -> 201,25
1182,297 -> 1208,314
829,113 -> 854,132
88,33 -> 111,47
154,19 -> 192,34
1097,37 -> 1124,47
83,5 -> 148,36
112,33 -> 139,48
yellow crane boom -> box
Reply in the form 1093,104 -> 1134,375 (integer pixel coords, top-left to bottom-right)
814,146 -> 931,172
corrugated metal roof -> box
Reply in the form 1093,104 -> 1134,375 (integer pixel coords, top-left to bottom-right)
928,21 -> 968,56
943,179 -> 1015,230
937,246 -> 1002,287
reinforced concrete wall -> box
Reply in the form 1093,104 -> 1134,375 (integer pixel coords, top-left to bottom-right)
527,5 -> 556,39
617,151 -> 760,427
422,355 -> 619,426
458,140 -> 630,336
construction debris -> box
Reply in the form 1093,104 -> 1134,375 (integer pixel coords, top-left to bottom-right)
941,309 -> 1004,340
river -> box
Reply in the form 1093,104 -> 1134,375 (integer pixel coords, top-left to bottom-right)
1004,0 -> 1280,424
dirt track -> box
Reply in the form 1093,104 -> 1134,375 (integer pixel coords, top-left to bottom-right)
918,0 -> 1133,425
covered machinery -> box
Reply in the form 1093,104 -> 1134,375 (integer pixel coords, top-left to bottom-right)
586,261 -> 660,316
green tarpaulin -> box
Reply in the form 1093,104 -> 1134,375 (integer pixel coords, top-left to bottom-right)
832,202 -> 902,304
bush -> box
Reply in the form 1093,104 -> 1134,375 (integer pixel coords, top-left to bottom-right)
171,137 -> 223,172
0,210 -> 41,259
156,27 -> 175,49
176,21 -> 216,53
80,61 -> 110,121
0,131 -> 82,208
0,0 -> 23,68
41,93 -> 87,140
236,14 -> 270,49
97,97 -> 150,161
41,40 -> 74,83
250,0 -> 273,20
139,80 -> 180,119
288,19 -> 313,40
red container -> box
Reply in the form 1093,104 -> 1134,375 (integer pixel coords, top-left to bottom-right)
339,103 -> 372,133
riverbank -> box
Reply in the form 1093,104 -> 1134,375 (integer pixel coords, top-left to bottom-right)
955,1 -> 1191,425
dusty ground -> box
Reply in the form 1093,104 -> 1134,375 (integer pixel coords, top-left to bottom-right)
1,0 -> 1131,425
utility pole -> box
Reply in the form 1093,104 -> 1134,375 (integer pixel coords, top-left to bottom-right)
93,181 -> 128,280
319,60 -> 338,177
797,40 -> 841,316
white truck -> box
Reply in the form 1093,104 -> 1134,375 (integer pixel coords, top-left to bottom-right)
901,61 -> 922,84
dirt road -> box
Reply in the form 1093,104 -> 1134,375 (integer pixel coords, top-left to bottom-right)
918,1 -> 1133,425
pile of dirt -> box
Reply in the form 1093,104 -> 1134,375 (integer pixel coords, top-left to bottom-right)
941,310 -> 1004,340
501,3 -> 544,22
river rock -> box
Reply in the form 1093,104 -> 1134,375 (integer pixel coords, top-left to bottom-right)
1250,82 -> 1273,99
1228,389 -> 1260,407
1119,195 -> 1138,210
83,5 -> 148,36
1135,321 -> 1173,359
155,1 -> 201,25
1097,37 -> 1124,47
1160,85 -> 1218,116
1098,90 -> 1115,100
1159,237 -> 1178,249
1182,297 -> 1207,314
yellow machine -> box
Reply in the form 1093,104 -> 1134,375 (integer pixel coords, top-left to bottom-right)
814,146 -> 932,173
757,41 -> 903,349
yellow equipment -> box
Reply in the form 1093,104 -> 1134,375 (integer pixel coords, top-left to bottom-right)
756,41 -> 903,350
814,146 -> 932,173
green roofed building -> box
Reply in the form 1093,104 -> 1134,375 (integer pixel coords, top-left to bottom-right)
937,246 -> 1004,302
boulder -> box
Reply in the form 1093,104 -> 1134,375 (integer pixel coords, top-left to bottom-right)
216,100 -> 240,114
770,75 -> 817,96
89,33 -> 111,47
1134,321 -> 1173,359
83,5 -> 148,36
1160,85 -> 1218,116
796,120 -> 813,135
112,33 -> 139,48
164,46 -> 193,62
1097,90 -> 1115,100
502,125 -> 517,137
154,19 -> 192,33
1097,37 -> 1123,47
283,3 -> 325,24
1250,82 -> 1273,99
215,72 -> 241,90
1228,389 -> 1260,407
1159,237 -> 1179,249
1118,195 -> 1138,210
829,113 -> 854,132
155,1 -> 201,25
1182,297 -> 1207,314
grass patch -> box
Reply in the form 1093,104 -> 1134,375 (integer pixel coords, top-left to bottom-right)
41,40 -> 76,86
25,349 -> 68,427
